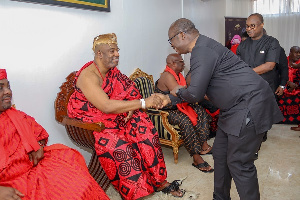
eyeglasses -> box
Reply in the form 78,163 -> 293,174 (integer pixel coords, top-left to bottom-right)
168,31 -> 185,45
245,23 -> 261,30
174,59 -> 184,63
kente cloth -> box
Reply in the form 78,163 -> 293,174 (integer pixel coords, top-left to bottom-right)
277,93 -> 300,124
68,61 -> 167,200
277,57 -> 300,124
285,57 -> 300,96
154,85 -> 211,156
0,108 -> 109,200
164,65 -> 198,126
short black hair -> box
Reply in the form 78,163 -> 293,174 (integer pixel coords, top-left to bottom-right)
249,13 -> 264,23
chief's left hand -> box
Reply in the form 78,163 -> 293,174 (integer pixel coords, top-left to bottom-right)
28,144 -> 44,166
124,111 -> 134,123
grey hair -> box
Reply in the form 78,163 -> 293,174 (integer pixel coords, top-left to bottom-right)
170,18 -> 199,35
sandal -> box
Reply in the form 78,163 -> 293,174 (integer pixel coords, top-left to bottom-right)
192,162 -> 214,173
200,146 -> 213,155
157,180 -> 185,198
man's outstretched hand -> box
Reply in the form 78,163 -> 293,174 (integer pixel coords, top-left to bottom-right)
152,93 -> 171,109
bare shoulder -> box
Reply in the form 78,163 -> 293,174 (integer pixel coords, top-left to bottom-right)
162,71 -> 177,82
160,71 -> 172,81
77,65 -> 101,88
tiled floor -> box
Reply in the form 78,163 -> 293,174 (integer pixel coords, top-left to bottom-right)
105,124 -> 300,200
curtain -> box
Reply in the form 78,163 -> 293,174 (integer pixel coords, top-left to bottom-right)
253,0 -> 300,54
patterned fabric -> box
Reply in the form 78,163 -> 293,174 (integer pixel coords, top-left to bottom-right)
285,57 -> 300,95
277,57 -> 300,124
0,108 -> 109,200
154,85 -> 211,156
167,104 -> 211,156
133,77 -> 154,98
133,77 -> 179,140
68,62 -> 167,200
277,93 -> 300,124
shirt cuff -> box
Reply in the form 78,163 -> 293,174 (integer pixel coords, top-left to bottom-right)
168,94 -> 182,105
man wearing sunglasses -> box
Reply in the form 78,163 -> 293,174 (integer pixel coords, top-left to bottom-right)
156,18 -> 283,200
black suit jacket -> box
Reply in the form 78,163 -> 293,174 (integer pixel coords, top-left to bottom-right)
275,47 -> 288,87
169,35 -> 283,136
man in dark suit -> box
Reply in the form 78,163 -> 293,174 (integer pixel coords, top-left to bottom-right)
236,14 -> 285,143
156,18 -> 283,200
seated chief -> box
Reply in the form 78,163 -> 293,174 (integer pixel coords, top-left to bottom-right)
0,69 -> 109,200
67,33 -> 185,199
155,53 -> 214,173
281,46 -> 300,130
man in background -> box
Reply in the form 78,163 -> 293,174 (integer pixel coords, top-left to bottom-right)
155,53 -> 213,173
237,13 -> 282,142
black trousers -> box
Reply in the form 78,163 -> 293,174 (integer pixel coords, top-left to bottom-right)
213,113 -> 264,200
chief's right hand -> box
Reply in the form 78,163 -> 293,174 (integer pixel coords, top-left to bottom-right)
145,94 -> 163,109
0,186 -> 24,200
153,93 -> 171,108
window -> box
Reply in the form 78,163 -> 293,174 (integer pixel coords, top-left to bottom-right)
253,0 -> 300,15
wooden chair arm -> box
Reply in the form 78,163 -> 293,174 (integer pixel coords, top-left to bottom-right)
61,116 -> 105,132
146,109 -> 181,141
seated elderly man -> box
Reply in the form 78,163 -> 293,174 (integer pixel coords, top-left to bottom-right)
278,46 -> 300,129
155,53 -> 213,173
0,69 -> 109,200
67,33 -> 185,199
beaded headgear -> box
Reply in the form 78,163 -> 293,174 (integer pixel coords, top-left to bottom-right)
0,69 -> 7,80
92,33 -> 118,52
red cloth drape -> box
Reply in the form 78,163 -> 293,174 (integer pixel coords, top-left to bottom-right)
6,107 -> 41,153
164,65 -> 198,126
0,108 -> 109,200
68,61 -> 167,200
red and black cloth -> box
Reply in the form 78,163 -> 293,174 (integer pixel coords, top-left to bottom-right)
68,61 -> 167,200
277,57 -> 300,124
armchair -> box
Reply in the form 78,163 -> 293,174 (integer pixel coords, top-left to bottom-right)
129,68 -> 184,163
54,71 -> 110,191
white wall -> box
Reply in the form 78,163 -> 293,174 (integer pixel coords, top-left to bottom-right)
183,0 -> 226,73
0,0 -> 224,162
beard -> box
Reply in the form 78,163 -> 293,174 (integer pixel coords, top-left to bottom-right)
1,102 -> 12,111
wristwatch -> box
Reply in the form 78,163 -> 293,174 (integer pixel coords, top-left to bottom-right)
175,88 -> 180,96
280,85 -> 286,90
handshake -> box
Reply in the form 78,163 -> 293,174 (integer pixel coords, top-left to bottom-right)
144,93 -> 171,109
143,85 -> 185,109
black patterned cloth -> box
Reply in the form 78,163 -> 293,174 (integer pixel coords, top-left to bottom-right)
68,61 -> 167,200
154,84 -> 211,156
